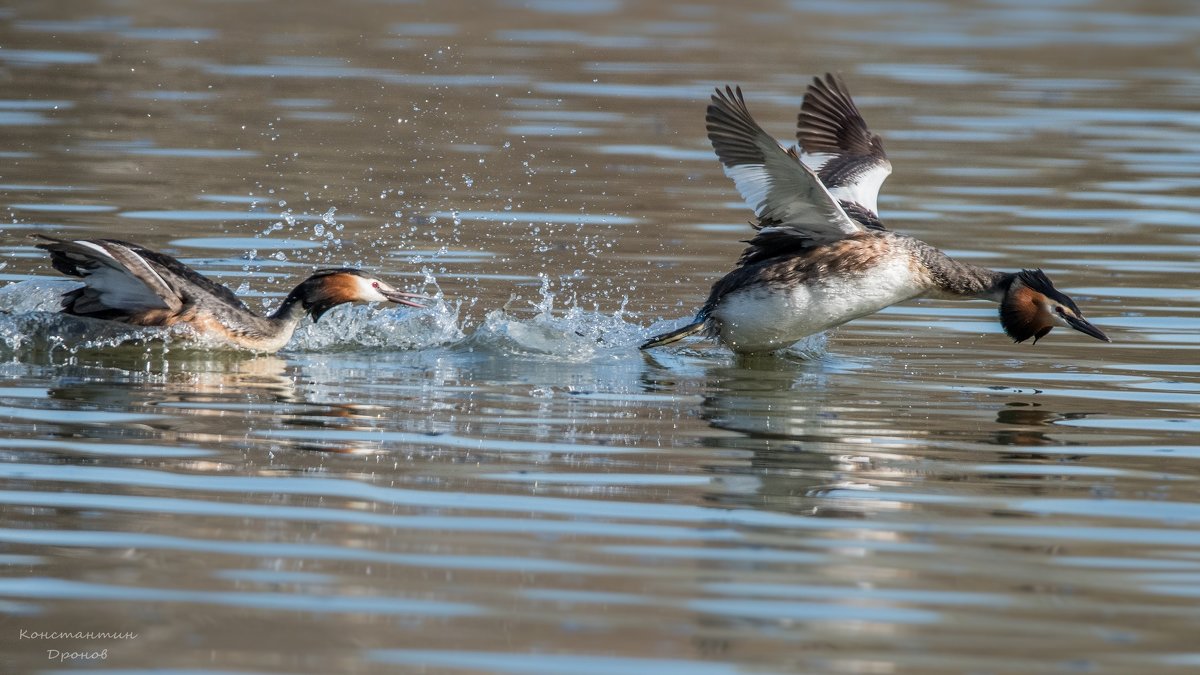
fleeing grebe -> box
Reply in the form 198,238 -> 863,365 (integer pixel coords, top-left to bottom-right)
35,235 -> 428,352
642,74 -> 1109,354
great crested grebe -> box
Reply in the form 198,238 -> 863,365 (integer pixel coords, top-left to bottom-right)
641,73 -> 1109,354
34,235 -> 428,352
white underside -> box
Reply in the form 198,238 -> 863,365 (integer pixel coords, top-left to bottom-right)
81,265 -> 171,311
61,240 -> 176,312
801,151 -> 892,216
710,257 -> 926,353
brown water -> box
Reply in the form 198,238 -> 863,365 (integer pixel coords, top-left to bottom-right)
2,1 -> 1199,673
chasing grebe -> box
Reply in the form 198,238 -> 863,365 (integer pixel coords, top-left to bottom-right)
35,235 -> 427,352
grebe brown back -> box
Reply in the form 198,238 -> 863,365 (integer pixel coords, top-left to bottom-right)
641,74 -> 1109,354
35,235 -> 428,352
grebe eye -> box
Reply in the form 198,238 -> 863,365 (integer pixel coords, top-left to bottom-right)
372,281 -> 381,289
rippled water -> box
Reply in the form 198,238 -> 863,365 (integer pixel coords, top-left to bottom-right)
2,0 -> 1199,673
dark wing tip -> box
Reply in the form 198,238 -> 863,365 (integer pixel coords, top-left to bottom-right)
797,71 -> 885,160
32,235 -> 101,278
706,84 -> 769,168
840,202 -> 887,231
30,233 -> 71,253
712,84 -> 742,100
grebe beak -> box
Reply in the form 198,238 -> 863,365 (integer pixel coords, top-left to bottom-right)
381,288 -> 431,308
1064,314 -> 1110,342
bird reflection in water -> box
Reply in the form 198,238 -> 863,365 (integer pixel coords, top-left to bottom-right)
45,350 -> 395,455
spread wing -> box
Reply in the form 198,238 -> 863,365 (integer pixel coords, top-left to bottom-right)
797,73 -> 891,228
707,86 -> 865,266
112,240 -> 249,310
33,235 -> 247,319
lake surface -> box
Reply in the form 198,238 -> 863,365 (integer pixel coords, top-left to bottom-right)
2,0 -> 1199,673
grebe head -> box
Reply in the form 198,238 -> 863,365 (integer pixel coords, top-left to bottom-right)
297,269 -> 427,322
1000,269 -> 1109,344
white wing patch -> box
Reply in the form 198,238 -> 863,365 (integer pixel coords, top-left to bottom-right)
75,265 -> 172,312
796,74 -> 893,223
800,151 -> 835,174
99,241 -> 179,304
50,239 -> 182,312
75,240 -> 118,261
723,159 -> 854,237
801,155 -> 892,216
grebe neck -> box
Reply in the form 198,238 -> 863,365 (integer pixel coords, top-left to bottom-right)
912,239 -> 1013,301
268,285 -> 311,326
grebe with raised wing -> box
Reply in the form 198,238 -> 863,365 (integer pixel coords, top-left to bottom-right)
35,235 -> 428,352
641,74 -> 1109,354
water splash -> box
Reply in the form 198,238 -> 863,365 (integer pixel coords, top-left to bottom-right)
0,310 -> 165,355
784,332 -> 829,360
0,278 -> 78,313
0,279 -> 824,359
462,275 -> 651,360
289,300 -> 464,352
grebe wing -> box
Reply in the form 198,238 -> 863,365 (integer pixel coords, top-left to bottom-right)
36,236 -> 254,315
35,235 -> 184,314
707,86 -> 863,243
797,73 -> 891,229
114,240 -> 249,311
